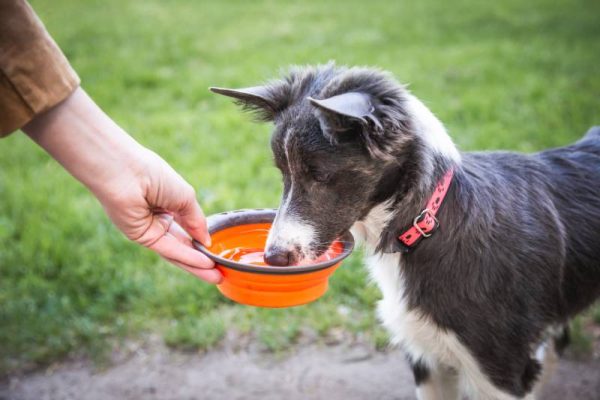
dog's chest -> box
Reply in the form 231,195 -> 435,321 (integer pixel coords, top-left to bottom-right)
353,210 -> 467,368
362,245 -> 514,400
365,252 -> 444,363
354,215 -> 520,399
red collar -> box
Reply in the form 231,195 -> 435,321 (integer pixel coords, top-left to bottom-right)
397,169 -> 454,252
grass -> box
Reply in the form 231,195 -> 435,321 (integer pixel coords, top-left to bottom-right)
1,0 -> 599,374
164,313 -> 226,352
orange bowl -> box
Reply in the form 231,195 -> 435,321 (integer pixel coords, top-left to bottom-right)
193,209 -> 354,308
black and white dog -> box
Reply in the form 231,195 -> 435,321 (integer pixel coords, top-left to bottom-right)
211,64 -> 600,399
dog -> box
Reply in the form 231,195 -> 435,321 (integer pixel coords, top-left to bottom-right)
211,63 -> 600,399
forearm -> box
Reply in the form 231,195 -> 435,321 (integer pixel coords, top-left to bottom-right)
22,87 -> 145,199
4,3 -> 218,282
22,86 -> 219,282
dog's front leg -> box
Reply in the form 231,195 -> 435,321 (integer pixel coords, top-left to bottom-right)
410,359 -> 460,400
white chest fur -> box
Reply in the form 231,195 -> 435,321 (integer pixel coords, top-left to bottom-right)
351,206 -> 513,400
352,204 -> 441,364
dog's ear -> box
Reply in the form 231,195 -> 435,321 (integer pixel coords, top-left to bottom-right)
309,90 -> 412,160
308,92 -> 382,132
309,92 -> 393,160
210,86 -> 287,121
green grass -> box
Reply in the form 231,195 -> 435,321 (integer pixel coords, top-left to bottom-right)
1,0 -> 599,374
164,312 -> 226,352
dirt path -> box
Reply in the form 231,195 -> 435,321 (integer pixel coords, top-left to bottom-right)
1,339 -> 598,400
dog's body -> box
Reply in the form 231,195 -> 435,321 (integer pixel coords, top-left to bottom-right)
211,64 -> 600,399
355,130 -> 600,399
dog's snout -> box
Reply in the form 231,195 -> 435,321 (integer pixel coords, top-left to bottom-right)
264,247 -> 293,266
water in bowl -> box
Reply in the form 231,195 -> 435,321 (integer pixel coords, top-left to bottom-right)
219,247 -> 336,266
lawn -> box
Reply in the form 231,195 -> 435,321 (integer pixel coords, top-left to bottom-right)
1,0 -> 599,374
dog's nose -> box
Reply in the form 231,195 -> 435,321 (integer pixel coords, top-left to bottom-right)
264,248 -> 292,266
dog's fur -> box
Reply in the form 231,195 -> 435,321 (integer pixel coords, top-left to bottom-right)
211,63 -> 600,399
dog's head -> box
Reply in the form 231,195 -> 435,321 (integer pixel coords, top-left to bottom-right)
211,64 -> 423,265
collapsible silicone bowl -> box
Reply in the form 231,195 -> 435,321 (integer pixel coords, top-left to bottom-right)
193,209 -> 354,308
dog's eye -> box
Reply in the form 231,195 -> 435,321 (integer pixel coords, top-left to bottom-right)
309,168 -> 331,183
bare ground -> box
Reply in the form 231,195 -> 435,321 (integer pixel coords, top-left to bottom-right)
1,336 -> 599,400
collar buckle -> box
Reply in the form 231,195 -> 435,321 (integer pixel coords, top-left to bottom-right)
412,209 -> 439,238
396,168 -> 454,252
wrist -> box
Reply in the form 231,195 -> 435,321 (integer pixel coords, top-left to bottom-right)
23,87 -> 148,200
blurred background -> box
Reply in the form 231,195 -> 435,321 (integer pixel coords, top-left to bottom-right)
1,0 -> 599,395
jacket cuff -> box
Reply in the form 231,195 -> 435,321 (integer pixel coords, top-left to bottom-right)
0,0 -> 80,137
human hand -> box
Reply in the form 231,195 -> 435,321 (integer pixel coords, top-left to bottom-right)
96,148 -> 221,284
23,88 -> 221,283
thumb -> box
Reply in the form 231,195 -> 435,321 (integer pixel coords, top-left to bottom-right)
141,153 -> 212,247
175,194 -> 212,247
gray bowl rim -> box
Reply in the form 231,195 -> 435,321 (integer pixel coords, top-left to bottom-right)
192,208 -> 355,275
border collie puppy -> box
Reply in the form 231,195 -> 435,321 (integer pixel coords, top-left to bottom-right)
211,63 -> 600,399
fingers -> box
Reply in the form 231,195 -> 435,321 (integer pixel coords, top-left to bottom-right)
138,152 -> 212,247
164,257 -> 223,284
135,212 -> 175,247
148,224 -> 215,270
166,220 -> 193,243
175,193 -> 212,247
144,219 -> 221,284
